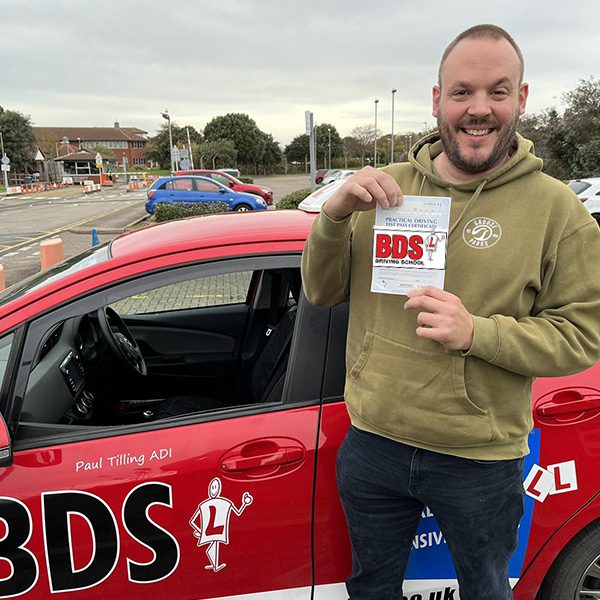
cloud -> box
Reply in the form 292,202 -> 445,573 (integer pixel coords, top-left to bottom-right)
2,0 -> 598,145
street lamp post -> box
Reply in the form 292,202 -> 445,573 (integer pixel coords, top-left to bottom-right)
161,109 -> 174,173
390,89 -> 397,164
423,121 -> 428,136
327,128 -> 331,170
374,99 -> 379,167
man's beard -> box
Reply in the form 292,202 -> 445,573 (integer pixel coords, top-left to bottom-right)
437,112 -> 519,174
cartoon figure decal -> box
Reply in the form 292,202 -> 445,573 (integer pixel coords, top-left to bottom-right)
425,229 -> 443,261
189,477 -> 253,572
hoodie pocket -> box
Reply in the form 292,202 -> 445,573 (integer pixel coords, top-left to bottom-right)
347,331 -> 492,448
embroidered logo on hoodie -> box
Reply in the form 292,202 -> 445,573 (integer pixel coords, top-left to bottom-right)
462,217 -> 502,249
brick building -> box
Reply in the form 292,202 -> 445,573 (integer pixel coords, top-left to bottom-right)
32,122 -> 149,170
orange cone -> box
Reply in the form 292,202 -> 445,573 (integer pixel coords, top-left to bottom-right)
40,238 -> 64,269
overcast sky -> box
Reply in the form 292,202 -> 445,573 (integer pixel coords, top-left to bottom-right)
1,0 -> 598,146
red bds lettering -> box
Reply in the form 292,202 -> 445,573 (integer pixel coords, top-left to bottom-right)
205,505 -> 225,536
375,234 -> 392,258
408,235 -> 424,260
392,235 -> 408,259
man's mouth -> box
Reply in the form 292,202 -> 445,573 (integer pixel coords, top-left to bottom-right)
461,127 -> 495,137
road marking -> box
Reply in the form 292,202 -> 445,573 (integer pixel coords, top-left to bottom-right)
0,203 -> 137,255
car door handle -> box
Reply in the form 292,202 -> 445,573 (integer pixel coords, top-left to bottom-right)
221,447 -> 303,472
536,391 -> 600,417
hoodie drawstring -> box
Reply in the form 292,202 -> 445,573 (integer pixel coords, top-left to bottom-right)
449,179 -> 488,236
418,175 -> 426,196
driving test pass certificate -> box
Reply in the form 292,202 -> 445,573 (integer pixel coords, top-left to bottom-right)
371,195 -> 451,296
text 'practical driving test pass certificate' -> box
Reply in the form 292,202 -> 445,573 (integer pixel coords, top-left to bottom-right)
371,195 -> 451,296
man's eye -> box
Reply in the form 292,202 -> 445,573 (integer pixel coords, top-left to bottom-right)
452,90 -> 468,97
492,90 -> 508,97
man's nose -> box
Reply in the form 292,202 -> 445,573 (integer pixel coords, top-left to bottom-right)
467,92 -> 492,118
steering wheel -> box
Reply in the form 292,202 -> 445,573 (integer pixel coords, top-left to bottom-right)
96,307 -> 147,376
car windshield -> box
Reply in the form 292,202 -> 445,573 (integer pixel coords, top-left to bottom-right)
568,181 -> 592,195
0,244 -> 111,306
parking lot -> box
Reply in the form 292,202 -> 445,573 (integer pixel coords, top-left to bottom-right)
0,174 -> 312,289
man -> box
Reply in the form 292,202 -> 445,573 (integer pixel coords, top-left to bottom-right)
301,24 -> 600,600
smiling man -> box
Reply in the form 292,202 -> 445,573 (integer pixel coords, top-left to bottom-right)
302,24 -> 600,600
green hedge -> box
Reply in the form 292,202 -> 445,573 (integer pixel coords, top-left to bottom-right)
153,202 -> 230,222
275,188 -> 312,210
238,176 -> 254,184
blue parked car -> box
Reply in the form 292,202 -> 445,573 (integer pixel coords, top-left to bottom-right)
145,175 -> 268,215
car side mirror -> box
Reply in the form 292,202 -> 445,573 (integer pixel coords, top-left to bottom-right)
219,188 -> 226,194
229,182 -> 235,188
0,413 -> 13,467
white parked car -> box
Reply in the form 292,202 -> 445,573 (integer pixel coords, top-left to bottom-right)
568,178 -> 600,226
322,169 -> 356,185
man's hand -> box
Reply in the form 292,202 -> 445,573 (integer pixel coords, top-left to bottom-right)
403,286 -> 474,351
322,166 -> 403,221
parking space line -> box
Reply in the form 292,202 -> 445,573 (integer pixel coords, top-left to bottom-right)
0,204 -> 135,255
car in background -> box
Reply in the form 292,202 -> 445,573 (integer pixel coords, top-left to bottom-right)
145,175 -> 267,215
0,209 -> 599,599
568,177 -> 600,225
315,169 -> 330,184
175,169 -> 273,205
322,169 -> 356,185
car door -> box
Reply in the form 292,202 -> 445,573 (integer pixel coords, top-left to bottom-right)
167,177 -> 199,203
194,179 -> 227,207
0,255 -> 328,600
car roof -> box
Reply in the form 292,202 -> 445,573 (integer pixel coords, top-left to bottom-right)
110,210 -> 314,259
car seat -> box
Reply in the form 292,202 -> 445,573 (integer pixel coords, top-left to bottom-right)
155,303 -> 298,418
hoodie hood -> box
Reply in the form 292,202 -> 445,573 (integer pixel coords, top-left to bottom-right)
408,131 -> 543,192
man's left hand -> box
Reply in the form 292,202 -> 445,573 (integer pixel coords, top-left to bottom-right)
404,286 -> 474,351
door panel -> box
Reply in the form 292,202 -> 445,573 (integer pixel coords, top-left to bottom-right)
1,407 -> 319,599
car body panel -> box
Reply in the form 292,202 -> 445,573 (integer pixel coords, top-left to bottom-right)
0,208 -> 599,599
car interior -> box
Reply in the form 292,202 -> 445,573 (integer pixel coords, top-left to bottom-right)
15,265 -> 305,441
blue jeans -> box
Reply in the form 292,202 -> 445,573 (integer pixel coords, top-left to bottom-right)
336,426 -> 524,600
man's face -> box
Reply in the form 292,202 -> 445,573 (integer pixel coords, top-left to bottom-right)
432,37 -> 529,176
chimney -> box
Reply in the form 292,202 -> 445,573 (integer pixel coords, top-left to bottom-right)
114,121 -> 120,128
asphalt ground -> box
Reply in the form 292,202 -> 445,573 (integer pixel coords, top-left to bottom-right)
0,174 -> 312,290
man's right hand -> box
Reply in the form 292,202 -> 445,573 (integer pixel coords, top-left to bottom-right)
322,166 -> 404,221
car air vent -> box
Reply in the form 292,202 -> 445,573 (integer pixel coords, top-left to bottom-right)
39,322 -> 64,360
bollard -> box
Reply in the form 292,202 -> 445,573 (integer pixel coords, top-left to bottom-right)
91,228 -> 99,246
0,264 -> 5,291
40,238 -> 64,270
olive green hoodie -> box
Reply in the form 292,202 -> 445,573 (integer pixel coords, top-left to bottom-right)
301,133 -> 600,459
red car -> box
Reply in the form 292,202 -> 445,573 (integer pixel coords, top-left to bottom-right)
175,169 -> 273,205
0,209 -> 598,599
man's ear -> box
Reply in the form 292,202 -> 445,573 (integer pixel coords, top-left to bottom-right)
432,85 -> 441,117
518,82 -> 529,116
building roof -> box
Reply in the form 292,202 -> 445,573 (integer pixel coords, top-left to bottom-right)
55,149 -> 114,162
33,126 -> 148,143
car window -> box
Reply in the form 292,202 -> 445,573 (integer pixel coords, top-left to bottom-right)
211,173 -> 231,186
11,257 -> 327,445
110,271 -> 253,314
195,180 -> 221,192
0,333 -> 14,396
167,178 -> 194,191
568,181 -> 591,195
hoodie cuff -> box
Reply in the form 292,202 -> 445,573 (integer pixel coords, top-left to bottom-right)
462,315 -> 501,362
315,209 -> 352,242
